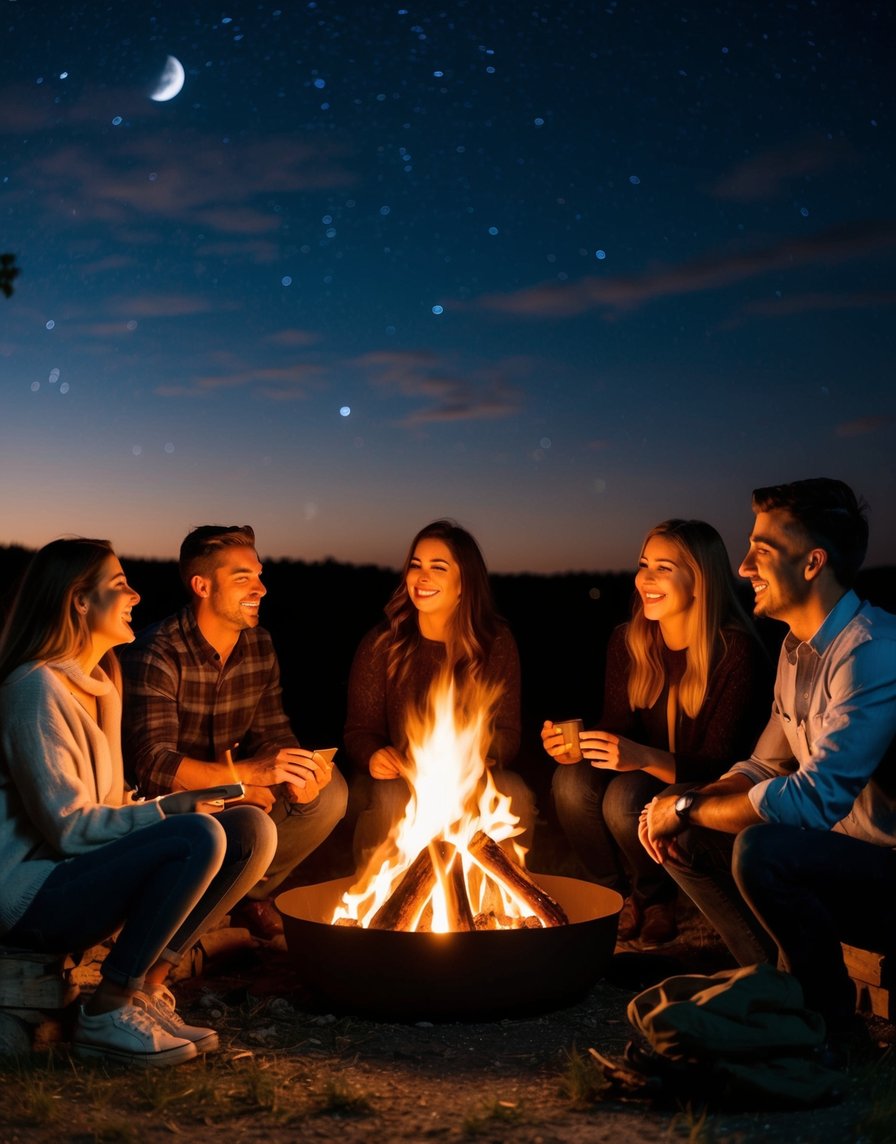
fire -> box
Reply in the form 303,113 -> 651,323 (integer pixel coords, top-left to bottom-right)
333,669 -> 539,931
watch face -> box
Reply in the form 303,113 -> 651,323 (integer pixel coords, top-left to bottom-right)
675,793 -> 695,817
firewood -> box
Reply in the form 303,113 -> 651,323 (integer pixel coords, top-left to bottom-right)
370,840 -> 454,931
444,853 -> 475,932
468,831 -> 569,927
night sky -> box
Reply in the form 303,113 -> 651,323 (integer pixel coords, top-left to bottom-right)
2,1 -> 894,574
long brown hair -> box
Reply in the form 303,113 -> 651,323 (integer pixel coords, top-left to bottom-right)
378,520 -> 500,691
0,538 -> 119,684
625,519 -> 754,718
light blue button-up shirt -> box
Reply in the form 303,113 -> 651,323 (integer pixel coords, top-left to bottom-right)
726,590 -> 896,845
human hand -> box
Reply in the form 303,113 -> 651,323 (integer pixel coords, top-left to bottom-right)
638,795 -> 683,864
240,748 -> 324,794
580,731 -> 650,772
541,720 -> 581,764
369,746 -> 406,780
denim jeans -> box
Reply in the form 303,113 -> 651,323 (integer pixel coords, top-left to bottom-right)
258,766 -> 348,897
5,805 -> 277,990
733,823 -> 896,1030
551,762 -> 677,904
663,821 -> 777,967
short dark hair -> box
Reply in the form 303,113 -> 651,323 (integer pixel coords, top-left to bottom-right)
751,479 -> 868,587
178,525 -> 256,589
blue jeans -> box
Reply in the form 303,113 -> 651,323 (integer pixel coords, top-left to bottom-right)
551,762 -> 676,905
734,824 -> 896,1031
5,806 -> 277,990
259,767 -> 348,897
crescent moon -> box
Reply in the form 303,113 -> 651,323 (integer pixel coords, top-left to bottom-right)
150,55 -> 185,102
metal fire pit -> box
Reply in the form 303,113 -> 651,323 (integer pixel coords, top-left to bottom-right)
276,873 -> 622,1020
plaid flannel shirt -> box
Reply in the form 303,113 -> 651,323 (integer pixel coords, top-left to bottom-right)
121,606 -> 298,797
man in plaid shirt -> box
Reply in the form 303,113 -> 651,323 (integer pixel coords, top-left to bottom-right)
122,525 -> 347,940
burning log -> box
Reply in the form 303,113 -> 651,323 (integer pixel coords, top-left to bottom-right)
468,831 -> 569,927
369,840 -> 455,931
444,853 -> 475,932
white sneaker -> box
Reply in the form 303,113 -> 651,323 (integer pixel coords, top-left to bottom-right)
134,984 -> 220,1053
73,1002 -> 197,1067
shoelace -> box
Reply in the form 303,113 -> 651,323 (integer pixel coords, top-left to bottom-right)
106,1003 -> 160,1035
139,986 -> 186,1029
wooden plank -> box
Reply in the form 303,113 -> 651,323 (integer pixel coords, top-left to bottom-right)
842,943 -> 892,988
0,948 -> 79,1011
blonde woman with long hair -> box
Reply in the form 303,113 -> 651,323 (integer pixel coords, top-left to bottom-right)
543,519 -> 769,946
0,539 -> 276,1067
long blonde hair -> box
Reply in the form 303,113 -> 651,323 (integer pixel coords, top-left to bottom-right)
0,538 -> 121,686
625,519 -> 753,718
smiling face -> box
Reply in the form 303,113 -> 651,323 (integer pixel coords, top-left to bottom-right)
635,535 -> 696,644
83,554 -> 141,655
201,545 -> 267,632
405,538 -> 462,635
738,509 -> 814,624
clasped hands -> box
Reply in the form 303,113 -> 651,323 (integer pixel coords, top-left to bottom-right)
638,794 -> 685,865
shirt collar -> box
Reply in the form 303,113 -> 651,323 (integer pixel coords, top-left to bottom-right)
782,588 -> 862,662
181,605 -> 245,666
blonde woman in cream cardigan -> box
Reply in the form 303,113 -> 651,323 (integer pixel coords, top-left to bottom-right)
0,538 -> 276,1068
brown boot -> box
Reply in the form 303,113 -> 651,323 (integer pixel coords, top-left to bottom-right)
616,896 -> 642,941
638,901 -> 677,947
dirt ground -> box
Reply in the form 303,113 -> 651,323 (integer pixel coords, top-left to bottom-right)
2,821 -> 894,1143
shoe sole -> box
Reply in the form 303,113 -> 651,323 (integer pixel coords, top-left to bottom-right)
184,1031 -> 220,1053
73,1040 -> 198,1068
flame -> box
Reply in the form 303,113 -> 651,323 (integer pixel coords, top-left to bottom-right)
333,668 -> 535,931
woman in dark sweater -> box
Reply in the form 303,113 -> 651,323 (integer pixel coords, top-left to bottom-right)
543,519 -> 769,946
345,519 -> 534,869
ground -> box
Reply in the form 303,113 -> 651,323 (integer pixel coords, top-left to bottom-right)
1,819 -> 894,1142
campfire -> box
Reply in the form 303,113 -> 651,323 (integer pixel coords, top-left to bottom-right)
276,670 -> 622,1019
331,672 -> 568,933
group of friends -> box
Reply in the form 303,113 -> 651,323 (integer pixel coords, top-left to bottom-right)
0,476 -> 894,1070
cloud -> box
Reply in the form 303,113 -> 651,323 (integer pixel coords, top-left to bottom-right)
356,349 -> 524,426
476,221 -> 896,319
739,290 -> 896,318
835,415 -> 894,438
109,293 -> 220,318
711,138 -> 852,203
8,100 -> 355,245
266,329 -> 321,347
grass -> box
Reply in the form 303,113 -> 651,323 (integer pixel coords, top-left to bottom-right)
461,1097 -> 524,1135
670,1102 -> 717,1143
557,1045 -> 609,1107
311,1075 -> 373,1117
851,1048 -> 896,1143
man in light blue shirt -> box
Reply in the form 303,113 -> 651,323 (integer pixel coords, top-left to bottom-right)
641,478 -> 896,1048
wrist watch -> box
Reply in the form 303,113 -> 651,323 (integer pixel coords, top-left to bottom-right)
674,791 -> 699,823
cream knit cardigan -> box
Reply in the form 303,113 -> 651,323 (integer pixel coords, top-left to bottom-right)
0,660 -> 163,934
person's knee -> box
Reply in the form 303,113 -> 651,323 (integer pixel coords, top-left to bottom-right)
320,767 -> 349,823
222,803 -> 278,864
493,769 -> 536,830
602,772 -> 659,835
551,761 -> 594,815
163,810 -> 227,865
